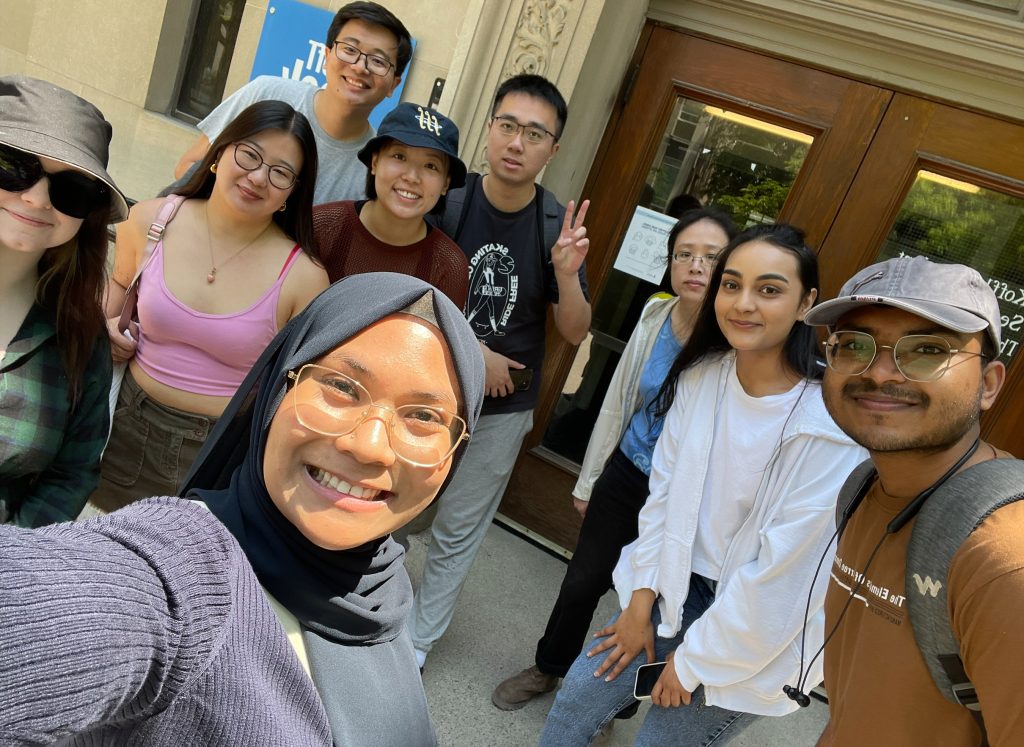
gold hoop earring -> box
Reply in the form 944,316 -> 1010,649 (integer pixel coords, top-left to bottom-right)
278,202 -> 287,212
210,163 -> 218,174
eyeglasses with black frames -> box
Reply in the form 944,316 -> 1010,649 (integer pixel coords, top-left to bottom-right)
286,364 -> 469,468
332,41 -> 394,77
823,330 -> 988,382
490,115 -> 557,145
232,143 -> 298,190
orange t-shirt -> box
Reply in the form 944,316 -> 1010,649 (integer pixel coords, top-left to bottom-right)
818,455 -> 1024,746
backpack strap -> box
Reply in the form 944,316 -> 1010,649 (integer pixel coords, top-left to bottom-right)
117,194 -> 187,334
834,459 -> 877,534
539,184 -> 564,257
908,457 -> 1024,742
441,172 -> 479,242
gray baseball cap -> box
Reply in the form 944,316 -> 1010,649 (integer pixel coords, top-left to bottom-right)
803,255 -> 1001,351
0,75 -> 128,222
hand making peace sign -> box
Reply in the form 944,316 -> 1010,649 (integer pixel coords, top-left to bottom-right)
551,199 -> 590,277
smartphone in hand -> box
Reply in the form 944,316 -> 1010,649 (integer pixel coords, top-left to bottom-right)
633,661 -> 668,700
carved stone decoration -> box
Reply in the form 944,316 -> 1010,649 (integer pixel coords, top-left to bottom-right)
470,0 -> 574,174
511,0 -> 573,77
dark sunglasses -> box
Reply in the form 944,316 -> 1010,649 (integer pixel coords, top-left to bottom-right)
0,143 -> 110,219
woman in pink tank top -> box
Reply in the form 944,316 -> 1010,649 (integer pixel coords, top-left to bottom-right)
88,101 -> 329,513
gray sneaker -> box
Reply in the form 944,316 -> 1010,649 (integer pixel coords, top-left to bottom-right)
492,665 -> 559,710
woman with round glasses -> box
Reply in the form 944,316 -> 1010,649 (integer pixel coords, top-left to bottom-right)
90,100 -> 329,514
493,207 -> 737,710
540,224 -> 866,746
0,76 -> 129,527
0,273 -> 483,744
312,102 -> 470,307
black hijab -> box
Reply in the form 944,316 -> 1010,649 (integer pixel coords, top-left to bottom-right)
181,273 -> 483,743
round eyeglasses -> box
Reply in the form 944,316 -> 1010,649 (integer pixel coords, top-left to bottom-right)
823,331 -> 988,382
672,250 -> 720,265
232,143 -> 298,190
332,41 -> 394,77
490,116 -> 557,145
286,364 -> 469,467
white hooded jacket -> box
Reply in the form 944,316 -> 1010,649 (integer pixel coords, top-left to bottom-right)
612,351 -> 866,715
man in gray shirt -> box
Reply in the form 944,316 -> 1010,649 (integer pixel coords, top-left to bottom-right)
173,1 -> 411,205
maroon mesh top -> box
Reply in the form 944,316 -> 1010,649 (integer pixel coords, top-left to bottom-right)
313,201 -> 468,309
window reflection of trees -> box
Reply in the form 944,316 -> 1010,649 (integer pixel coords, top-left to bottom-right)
645,100 -> 810,227
880,175 -> 1024,364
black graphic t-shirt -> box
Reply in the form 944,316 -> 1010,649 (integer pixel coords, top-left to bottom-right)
456,187 -> 560,415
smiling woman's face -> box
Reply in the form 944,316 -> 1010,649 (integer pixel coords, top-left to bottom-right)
262,314 -> 461,550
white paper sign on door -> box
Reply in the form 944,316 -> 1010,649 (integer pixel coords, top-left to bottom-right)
612,206 -> 676,284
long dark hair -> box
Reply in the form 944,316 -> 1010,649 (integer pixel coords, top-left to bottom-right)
35,207 -> 109,404
655,223 -> 822,416
180,100 -> 320,264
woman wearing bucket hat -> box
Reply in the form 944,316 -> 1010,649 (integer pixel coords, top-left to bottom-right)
312,102 -> 469,308
88,100 -> 330,514
0,75 -> 129,528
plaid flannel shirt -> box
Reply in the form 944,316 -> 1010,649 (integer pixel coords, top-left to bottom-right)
1,304 -> 111,527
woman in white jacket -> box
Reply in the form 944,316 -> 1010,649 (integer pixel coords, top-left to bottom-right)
493,208 -> 736,710
539,224 -> 867,746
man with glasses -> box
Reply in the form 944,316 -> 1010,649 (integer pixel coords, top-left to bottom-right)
802,256 -> 1023,745
173,1 -> 410,205
403,73 -> 592,672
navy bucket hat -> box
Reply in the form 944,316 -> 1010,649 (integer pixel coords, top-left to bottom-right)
358,102 -> 467,189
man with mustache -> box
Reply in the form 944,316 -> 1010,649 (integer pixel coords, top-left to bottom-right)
802,256 -> 1023,746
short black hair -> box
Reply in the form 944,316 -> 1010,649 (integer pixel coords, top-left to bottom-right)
491,74 -> 568,139
326,2 -> 413,77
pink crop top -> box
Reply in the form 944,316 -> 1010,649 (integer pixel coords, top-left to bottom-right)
134,237 -> 302,396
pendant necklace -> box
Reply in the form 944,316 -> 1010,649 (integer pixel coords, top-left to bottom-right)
205,202 -> 270,284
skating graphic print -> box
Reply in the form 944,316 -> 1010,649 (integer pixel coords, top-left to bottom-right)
466,243 -> 517,337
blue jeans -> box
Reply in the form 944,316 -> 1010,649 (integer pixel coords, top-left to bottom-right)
539,575 -> 756,747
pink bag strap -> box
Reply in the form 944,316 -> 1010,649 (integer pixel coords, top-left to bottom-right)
118,195 -> 187,334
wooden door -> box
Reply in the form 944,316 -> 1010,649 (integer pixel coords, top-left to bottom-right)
497,26 -> 892,551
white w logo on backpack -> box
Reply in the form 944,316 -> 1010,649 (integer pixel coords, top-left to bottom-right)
912,573 -> 943,597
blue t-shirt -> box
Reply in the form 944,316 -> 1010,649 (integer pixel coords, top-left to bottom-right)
618,315 -> 684,475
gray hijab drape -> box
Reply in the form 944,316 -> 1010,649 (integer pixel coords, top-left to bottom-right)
182,273 -> 484,745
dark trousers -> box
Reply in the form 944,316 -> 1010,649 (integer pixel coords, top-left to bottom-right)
535,449 -> 650,677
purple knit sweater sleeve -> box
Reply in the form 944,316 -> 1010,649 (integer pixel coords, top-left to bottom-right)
0,497 -> 331,745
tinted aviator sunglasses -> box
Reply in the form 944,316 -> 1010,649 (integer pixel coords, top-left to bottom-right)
0,143 -> 110,219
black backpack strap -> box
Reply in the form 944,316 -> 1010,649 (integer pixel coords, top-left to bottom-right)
908,457 -> 1024,743
835,459 -> 877,535
441,172 -> 479,242
538,184 -> 564,257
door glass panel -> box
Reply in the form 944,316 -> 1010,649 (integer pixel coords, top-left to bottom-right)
539,97 -> 814,465
875,170 -> 1024,367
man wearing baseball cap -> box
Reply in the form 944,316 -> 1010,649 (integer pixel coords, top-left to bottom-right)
802,256 -> 1024,745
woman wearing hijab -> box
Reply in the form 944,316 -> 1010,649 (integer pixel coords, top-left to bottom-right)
0,75 -> 129,527
0,273 -> 484,746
